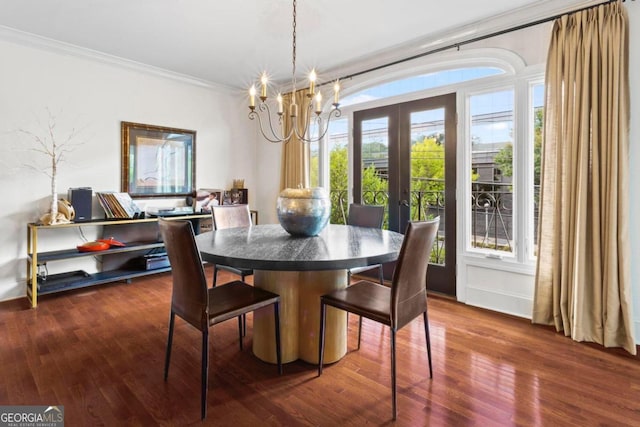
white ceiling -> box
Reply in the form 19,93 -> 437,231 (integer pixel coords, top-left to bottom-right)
0,0 -> 601,89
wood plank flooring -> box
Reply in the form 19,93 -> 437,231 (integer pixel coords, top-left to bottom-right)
1,267 -> 639,426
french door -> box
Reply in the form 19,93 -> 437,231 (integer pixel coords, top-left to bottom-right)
353,93 -> 456,296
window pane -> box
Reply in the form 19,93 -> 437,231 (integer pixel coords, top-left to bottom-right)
469,90 -> 514,254
310,139 -> 319,188
531,84 -> 544,258
342,67 -> 503,107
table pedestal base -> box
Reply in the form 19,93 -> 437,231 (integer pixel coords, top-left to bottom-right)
253,269 -> 347,364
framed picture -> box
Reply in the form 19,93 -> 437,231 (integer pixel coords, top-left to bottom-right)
121,122 -> 196,198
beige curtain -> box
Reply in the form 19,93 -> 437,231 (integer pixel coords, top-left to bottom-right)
280,89 -> 310,190
533,1 -> 635,354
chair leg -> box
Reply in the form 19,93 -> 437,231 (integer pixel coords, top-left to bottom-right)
346,271 -> 351,330
244,315 -> 247,336
423,311 -> 433,378
273,301 -> 283,375
238,315 -> 244,350
357,316 -> 363,350
213,266 -> 218,287
391,328 -> 397,420
201,328 -> 209,420
242,314 -> 247,337
240,273 -> 247,337
378,265 -> 384,286
164,311 -> 175,381
317,301 -> 327,376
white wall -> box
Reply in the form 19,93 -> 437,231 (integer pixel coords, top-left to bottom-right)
0,34 -> 256,301
627,4 -> 640,346
254,134 -> 282,225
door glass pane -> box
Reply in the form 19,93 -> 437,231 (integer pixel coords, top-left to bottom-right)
469,90 -> 514,254
361,117 -> 389,222
327,118 -> 348,224
410,109 -> 446,264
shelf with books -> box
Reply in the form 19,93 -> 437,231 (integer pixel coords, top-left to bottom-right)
96,191 -> 143,219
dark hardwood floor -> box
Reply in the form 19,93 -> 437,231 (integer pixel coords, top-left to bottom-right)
1,267 -> 638,426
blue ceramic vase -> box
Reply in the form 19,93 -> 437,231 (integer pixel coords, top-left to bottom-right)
276,187 -> 331,236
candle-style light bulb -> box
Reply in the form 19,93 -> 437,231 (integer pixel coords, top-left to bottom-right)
260,72 -> 268,98
249,85 -> 256,108
333,80 -> 341,105
309,69 -> 317,96
277,93 -> 283,114
315,92 -> 322,114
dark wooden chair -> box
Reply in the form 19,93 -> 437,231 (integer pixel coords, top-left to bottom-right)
345,204 -> 386,337
346,204 -> 385,286
211,204 -> 254,287
318,218 -> 439,420
158,218 -> 282,420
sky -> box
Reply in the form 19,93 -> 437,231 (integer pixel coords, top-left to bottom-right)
312,67 -> 545,151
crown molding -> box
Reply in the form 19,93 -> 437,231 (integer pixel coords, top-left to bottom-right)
0,24 -> 235,94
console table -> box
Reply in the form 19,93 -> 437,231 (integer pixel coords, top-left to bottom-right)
26,214 -> 210,308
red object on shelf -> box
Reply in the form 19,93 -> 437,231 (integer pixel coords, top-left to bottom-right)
77,241 -> 110,252
98,237 -> 126,247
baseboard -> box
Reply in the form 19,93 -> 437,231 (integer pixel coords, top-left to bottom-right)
464,286 -> 533,319
0,281 -> 26,304
466,286 -> 640,349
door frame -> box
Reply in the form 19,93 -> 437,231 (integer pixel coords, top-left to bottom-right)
352,93 -> 457,296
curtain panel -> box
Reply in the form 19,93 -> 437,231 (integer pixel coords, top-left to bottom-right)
280,90 -> 310,190
533,1 -> 635,354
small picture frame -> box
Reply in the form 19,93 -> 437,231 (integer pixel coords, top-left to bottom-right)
223,188 -> 248,205
195,188 -> 223,213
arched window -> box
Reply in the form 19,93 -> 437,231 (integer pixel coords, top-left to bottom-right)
312,50 -> 542,268
341,67 -> 504,107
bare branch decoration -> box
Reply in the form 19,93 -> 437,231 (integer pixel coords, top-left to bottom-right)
17,108 -> 85,225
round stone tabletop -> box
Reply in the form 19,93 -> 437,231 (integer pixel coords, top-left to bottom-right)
195,223 -> 404,271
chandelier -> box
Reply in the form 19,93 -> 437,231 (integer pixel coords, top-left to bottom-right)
248,0 -> 341,143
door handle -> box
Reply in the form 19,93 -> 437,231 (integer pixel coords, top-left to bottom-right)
399,200 -> 409,207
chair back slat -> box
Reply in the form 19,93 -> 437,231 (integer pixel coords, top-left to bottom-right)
391,218 -> 440,330
212,205 -> 252,230
158,219 -> 209,330
347,204 -> 384,229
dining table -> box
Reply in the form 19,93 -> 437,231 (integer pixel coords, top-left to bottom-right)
195,223 -> 404,364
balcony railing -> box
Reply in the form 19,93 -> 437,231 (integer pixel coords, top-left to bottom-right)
471,182 -> 513,252
330,180 -> 539,262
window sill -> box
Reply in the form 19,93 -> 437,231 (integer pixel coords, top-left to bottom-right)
461,253 -> 536,276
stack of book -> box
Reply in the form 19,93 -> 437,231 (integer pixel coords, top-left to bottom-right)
96,192 -> 142,219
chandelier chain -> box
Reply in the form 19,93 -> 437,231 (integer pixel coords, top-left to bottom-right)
292,0 -> 297,93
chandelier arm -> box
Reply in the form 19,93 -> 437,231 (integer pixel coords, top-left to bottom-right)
296,108 -> 342,143
291,101 -> 313,141
249,103 -> 294,144
261,102 -> 296,142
